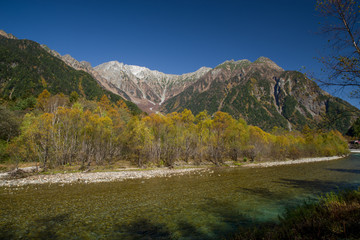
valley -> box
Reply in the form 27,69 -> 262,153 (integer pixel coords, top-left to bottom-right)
1,28 -> 360,240
38,35 -> 359,133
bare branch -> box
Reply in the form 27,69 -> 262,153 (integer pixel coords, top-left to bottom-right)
316,0 -> 360,98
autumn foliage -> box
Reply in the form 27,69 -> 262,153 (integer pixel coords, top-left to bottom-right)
6,91 -> 349,169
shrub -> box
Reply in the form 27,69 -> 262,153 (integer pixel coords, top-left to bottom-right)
229,189 -> 360,240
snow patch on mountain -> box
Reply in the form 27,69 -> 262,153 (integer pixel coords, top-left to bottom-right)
94,61 -> 211,111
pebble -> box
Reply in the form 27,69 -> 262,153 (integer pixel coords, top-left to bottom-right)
0,168 -> 205,187
245,156 -> 344,168
0,156 -> 345,187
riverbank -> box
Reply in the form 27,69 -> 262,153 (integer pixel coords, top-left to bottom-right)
0,168 -> 206,187
0,155 -> 347,187
244,155 -> 345,168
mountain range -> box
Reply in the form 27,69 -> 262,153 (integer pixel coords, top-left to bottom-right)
1,30 -> 358,133
0,30 -> 140,114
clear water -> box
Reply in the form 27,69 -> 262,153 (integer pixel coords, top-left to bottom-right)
1,154 -> 360,239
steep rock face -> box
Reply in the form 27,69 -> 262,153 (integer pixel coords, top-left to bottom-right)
40,47 -> 211,112
94,61 -> 211,112
161,57 -> 358,133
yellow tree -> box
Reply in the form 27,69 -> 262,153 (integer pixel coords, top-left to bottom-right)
225,118 -> 249,161
195,111 -> 212,163
286,133 -> 305,160
116,99 -> 129,112
36,89 -> 51,112
247,126 -> 271,161
22,112 -> 56,169
272,135 -> 290,160
163,112 -> 184,167
179,109 -> 196,163
80,110 -> 92,166
125,117 -> 153,167
54,106 -> 83,166
95,115 -> 114,164
143,113 -> 167,165
99,94 -> 112,113
207,111 -> 234,165
82,112 -> 114,165
107,107 -> 127,161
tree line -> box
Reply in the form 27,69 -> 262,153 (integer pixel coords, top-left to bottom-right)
4,90 -> 349,169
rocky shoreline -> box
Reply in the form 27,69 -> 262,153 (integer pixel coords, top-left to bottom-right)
244,155 -> 345,168
0,155 -> 348,187
0,168 -> 205,187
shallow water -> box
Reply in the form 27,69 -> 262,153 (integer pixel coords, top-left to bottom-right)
1,154 -> 360,239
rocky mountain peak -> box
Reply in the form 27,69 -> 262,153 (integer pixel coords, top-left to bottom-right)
126,65 -> 152,79
23,39 -> 359,132
0,30 -> 17,39
61,54 -> 93,71
80,61 -> 92,69
197,66 -> 212,72
254,56 -> 284,71
38,48 -> 131,100
235,59 -> 252,65
97,61 -> 125,72
93,61 -> 212,112
180,67 -> 212,79
62,54 -> 78,64
215,59 -> 252,69
219,59 -> 238,65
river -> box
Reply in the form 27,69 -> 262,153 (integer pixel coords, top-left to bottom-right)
1,154 -> 360,239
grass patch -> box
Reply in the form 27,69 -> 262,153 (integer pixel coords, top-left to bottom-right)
229,188 -> 360,239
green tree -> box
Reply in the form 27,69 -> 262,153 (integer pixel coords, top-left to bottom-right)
69,91 -> 79,103
36,89 -> 51,112
347,117 -> 360,137
0,106 -> 20,142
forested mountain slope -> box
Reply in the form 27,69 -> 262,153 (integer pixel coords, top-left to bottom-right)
1,28 -> 357,133
0,35 -> 141,114
161,57 -> 359,133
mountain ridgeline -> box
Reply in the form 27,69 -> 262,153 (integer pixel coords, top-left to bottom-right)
0,33 -> 141,114
161,58 -> 359,133
0,30 -> 358,133
88,55 -> 359,133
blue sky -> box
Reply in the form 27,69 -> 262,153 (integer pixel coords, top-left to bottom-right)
1,0 -> 358,107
